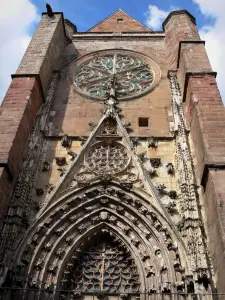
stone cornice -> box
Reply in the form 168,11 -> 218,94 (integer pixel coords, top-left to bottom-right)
201,163 -> 225,187
72,32 -> 165,40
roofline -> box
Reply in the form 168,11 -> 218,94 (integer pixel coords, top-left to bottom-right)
42,12 -> 71,42
64,18 -> 77,33
162,10 -> 196,30
87,8 -> 152,32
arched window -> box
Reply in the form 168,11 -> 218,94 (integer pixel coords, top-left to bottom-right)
61,233 -> 140,293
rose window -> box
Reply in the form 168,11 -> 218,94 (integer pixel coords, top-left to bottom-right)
73,50 -> 155,100
85,142 -> 129,174
61,234 -> 140,293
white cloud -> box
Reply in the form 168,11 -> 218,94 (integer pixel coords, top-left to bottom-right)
0,0 -> 39,102
145,5 -> 169,30
145,1 -> 225,101
193,0 -> 225,101
145,5 -> 180,30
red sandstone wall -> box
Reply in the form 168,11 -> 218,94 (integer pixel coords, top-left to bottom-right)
89,10 -> 151,32
204,170 -> 225,294
163,12 -> 200,69
0,13 -> 67,218
50,38 -> 171,137
0,77 -> 43,217
184,75 -> 225,294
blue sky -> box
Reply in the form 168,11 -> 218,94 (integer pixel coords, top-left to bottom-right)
0,0 -> 224,102
31,0 -> 214,32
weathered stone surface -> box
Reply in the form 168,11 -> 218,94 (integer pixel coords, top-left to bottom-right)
89,9 -> 151,32
203,169 -> 225,294
0,7 -> 225,296
0,77 -> 43,217
16,14 -> 67,92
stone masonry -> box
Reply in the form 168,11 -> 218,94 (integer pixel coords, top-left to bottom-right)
0,7 -> 224,298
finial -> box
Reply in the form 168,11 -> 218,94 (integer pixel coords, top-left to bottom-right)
46,3 -> 54,17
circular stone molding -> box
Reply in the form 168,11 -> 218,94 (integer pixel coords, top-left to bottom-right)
71,49 -> 161,101
85,142 -> 130,175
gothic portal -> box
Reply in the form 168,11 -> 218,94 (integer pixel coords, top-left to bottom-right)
0,6 -> 225,300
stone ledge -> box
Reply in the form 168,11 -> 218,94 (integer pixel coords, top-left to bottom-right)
0,163 -> 13,180
182,71 -> 217,102
72,32 -> 165,40
201,163 -> 225,187
177,40 -> 205,68
11,74 -> 45,102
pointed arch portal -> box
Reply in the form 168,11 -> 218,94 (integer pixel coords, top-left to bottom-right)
10,181 -> 193,298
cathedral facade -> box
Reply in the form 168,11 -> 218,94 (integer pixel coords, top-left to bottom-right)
0,6 -> 224,299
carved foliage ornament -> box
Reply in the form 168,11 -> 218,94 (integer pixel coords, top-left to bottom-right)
73,50 -> 160,101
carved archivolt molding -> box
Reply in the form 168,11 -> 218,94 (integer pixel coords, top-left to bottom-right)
12,183 -> 190,294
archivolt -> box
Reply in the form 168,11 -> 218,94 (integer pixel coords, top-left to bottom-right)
12,182 -> 191,293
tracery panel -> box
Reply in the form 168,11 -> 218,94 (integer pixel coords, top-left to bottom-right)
85,142 -> 130,175
61,233 -> 140,293
72,50 -> 161,101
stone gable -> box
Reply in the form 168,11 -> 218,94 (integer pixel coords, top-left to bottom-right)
88,9 -> 151,32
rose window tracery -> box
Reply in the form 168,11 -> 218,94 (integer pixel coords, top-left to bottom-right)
85,142 -> 129,174
74,51 -> 155,100
61,234 -> 140,293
